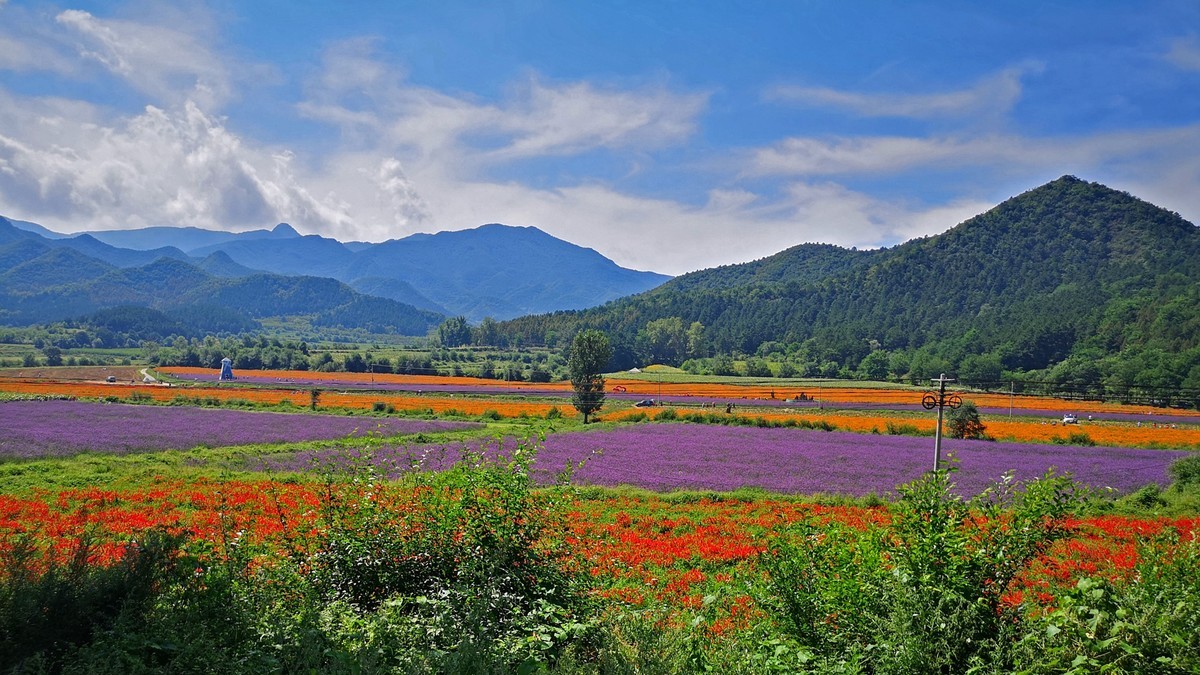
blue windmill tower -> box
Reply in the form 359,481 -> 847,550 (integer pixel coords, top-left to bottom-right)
219,357 -> 235,381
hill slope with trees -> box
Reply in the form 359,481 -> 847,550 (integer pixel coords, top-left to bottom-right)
498,176 -> 1200,393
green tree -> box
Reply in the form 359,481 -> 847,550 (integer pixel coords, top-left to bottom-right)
857,349 -> 890,381
437,316 -> 472,347
42,346 -> 63,367
686,320 -> 706,358
635,316 -> 686,366
947,400 -> 987,439
472,316 -> 501,347
568,330 -> 611,424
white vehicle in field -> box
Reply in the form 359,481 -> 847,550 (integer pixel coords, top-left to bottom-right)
1062,413 -> 1079,424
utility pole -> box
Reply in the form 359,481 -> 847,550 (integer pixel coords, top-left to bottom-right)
922,373 -> 962,471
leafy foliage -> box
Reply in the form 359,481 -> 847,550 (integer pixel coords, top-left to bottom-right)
761,470 -> 1084,673
499,177 -> 1200,389
568,329 -> 612,423
947,400 -> 987,439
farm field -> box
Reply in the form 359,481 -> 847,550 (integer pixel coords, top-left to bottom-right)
6,366 -> 1199,449
257,424 -> 1185,497
2,367 -> 1198,671
0,399 -> 480,459
160,366 -> 1200,419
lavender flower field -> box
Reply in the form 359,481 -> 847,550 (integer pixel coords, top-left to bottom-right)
264,422 -> 1186,497
0,400 -> 481,459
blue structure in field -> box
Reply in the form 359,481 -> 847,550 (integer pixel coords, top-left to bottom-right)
219,357 -> 235,381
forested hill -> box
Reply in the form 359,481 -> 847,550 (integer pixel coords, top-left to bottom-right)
499,176 -> 1200,387
0,222 -> 445,336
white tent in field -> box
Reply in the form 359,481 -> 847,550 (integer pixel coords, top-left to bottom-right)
628,367 -> 641,373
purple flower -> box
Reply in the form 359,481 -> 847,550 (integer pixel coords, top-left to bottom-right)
265,423 -> 1184,497
0,400 -> 481,459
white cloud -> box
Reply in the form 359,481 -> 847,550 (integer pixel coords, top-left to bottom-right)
0,4 -> 79,74
483,78 -> 705,160
299,40 -> 708,169
766,67 -> 1035,120
747,126 -> 1200,179
0,94 -> 397,236
1165,35 -> 1200,72
54,9 -> 235,108
2,9 -> 1196,280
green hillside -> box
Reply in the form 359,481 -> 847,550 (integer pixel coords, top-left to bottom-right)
499,176 -> 1200,393
0,235 -> 445,336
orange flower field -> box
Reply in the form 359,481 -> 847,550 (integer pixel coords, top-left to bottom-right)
0,377 -> 563,418
1,479 -> 1195,638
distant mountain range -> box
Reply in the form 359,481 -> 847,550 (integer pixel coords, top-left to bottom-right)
14,221 -> 670,322
499,176 -> 1200,380
0,219 -> 444,335
0,216 -> 671,334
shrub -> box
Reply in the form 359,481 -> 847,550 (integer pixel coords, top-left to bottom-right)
654,408 -> 678,421
0,529 -> 189,671
1053,431 -> 1097,446
886,421 -> 928,436
480,409 -> 503,421
546,406 -> 562,420
947,400 -> 986,439
761,470 -> 1083,672
300,442 -> 597,669
1012,531 -> 1200,673
1167,453 -> 1200,490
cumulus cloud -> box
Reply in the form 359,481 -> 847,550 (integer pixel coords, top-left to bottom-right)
0,94 -> 431,238
766,67 -> 1036,120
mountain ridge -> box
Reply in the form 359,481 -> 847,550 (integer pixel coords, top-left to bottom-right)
497,176 -> 1200,384
5,218 -> 670,321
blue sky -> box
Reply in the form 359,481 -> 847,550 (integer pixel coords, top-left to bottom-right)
1,1 -> 1197,274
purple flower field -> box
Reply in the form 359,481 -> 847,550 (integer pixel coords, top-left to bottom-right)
263,423 -> 1186,497
0,400 -> 481,459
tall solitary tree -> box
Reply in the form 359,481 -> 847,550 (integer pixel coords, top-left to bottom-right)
568,329 -> 612,424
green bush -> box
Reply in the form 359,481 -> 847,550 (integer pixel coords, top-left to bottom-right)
4,444 -> 599,673
761,470 -> 1083,672
1168,453 -> 1200,490
1013,532 -> 1200,673
1053,431 -> 1097,446
886,421 -> 928,436
297,443 -> 595,669
947,400 -> 987,439
0,529 -> 189,671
